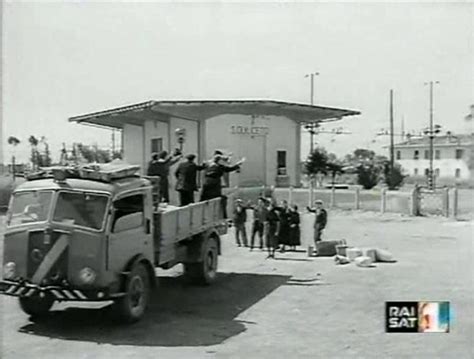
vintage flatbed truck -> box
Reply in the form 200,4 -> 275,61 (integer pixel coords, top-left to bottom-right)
0,164 -> 227,322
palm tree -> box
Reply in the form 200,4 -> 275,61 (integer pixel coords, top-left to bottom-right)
7,136 -> 20,179
29,135 -> 39,170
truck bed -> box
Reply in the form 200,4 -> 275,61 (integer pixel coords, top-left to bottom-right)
153,197 -> 225,265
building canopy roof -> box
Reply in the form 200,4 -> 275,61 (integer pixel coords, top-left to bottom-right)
69,99 -> 360,129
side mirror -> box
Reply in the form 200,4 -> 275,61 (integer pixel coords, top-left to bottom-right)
113,212 -> 143,233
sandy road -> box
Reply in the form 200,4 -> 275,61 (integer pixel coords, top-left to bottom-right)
1,211 -> 473,359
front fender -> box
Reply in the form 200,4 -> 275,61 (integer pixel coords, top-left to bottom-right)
123,254 -> 156,288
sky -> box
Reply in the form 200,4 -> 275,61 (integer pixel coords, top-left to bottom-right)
2,1 -> 473,163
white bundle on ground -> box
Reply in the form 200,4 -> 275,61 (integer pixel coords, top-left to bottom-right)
334,255 -> 351,265
354,256 -> 376,268
375,249 -> 397,263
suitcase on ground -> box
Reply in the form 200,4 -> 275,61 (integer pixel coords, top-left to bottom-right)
316,240 -> 345,256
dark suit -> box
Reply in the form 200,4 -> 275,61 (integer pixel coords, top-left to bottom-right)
147,156 -> 180,203
175,161 -> 206,206
200,162 -> 240,219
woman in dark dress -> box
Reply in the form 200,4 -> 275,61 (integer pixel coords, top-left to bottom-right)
277,200 -> 292,252
288,205 -> 301,251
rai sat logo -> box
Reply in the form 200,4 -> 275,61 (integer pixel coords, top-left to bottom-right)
385,301 -> 450,333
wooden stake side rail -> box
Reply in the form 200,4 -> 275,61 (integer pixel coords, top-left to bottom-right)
153,198 -> 224,265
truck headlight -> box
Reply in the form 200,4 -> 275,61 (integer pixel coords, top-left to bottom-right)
3,262 -> 16,280
78,267 -> 96,285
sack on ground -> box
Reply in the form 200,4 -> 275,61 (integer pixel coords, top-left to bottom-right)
334,255 -> 350,265
336,244 -> 349,257
316,240 -> 345,256
364,249 -> 377,262
354,256 -> 375,268
346,247 -> 363,261
375,249 -> 397,263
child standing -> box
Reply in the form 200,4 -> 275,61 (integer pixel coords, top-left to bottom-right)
307,199 -> 328,248
233,199 -> 248,247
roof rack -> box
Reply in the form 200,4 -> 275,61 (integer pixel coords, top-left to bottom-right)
25,162 -> 141,183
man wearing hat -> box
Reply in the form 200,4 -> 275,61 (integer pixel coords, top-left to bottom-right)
200,151 -> 245,218
307,199 -> 328,246
174,153 -> 207,206
147,150 -> 182,203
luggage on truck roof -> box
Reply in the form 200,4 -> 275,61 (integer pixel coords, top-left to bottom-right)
25,161 -> 141,183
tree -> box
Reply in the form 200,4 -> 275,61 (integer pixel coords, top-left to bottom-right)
7,136 -> 20,179
384,162 -> 405,190
305,147 -> 329,187
357,164 -> 380,189
343,149 -> 384,189
326,161 -> 345,186
28,135 -> 40,170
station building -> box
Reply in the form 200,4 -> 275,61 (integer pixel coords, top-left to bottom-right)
70,100 -> 359,190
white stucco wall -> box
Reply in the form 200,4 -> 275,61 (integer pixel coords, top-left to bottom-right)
396,146 -> 471,180
123,124 -> 144,170
204,114 -> 300,187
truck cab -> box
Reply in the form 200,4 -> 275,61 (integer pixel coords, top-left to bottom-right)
1,164 -> 226,322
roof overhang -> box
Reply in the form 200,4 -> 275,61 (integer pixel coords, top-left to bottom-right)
69,99 -> 360,129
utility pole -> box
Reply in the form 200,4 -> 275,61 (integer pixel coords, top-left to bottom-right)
424,81 -> 440,190
112,129 -> 116,155
389,89 -> 394,187
304,72 -> 320,154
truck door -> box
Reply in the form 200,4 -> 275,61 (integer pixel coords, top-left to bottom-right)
108,191 -> 154,275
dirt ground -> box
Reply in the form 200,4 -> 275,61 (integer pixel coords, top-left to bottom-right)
0,211 -> 473,359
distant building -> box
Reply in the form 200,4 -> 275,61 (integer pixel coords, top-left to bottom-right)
70,100 -> 359,200
394,133 -> 474,185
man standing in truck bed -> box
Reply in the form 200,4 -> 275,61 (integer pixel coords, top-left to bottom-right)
200,152 -> 244,217
147,150 -> 182,203
174,154 -> 207,206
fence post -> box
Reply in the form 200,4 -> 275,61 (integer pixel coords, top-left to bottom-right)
289,186 -> 293,204
330,186 -> 336,208
381,188 -> 387,214
452,187 -> 458,218
409,186 -> 419,216
443,187 -> 449,217
354,187 -> 360,210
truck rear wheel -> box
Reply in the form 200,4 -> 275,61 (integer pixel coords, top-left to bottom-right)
114,262 -> 150,323
19,296 -> 54,318
184,236 -> 219,285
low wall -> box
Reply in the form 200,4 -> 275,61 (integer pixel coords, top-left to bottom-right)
229,186 -> 461,218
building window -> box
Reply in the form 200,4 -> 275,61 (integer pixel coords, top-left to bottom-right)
414,168 -> 418,176
396,151 -> 401,160
424,150 -> 429,160
455,149 -> 464,159
435,149 -> 440,160
151,138 -> 163,155
435,168 -> 440,177
414,150 -> 419,160
455,168 -> 461,178
424,168 -> 429,176
277,150 -> 287,175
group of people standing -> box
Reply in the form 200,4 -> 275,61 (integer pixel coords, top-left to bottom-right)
147,148 -> 329,257
233,198 -> 301,259
147,149 -> 244,210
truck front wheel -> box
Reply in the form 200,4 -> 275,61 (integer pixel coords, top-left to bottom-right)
114,262 -> 150,323
19,296 -> 54,318
184,236 -> 219,285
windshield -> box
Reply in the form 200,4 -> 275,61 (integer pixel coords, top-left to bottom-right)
7,191 -> 53,226
53,191 -> 109,230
